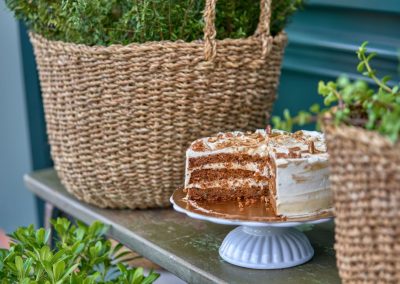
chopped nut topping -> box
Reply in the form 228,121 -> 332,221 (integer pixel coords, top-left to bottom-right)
191,140 -> 208,152
289,151 -> 302,158
266,125 -> 272,135
207,136 -> 218,143
308,141 -> 316,154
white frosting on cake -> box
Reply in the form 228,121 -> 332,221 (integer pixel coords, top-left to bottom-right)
268,130 -> 331,216
185,129 -> 332,217
275,156 -> 331,217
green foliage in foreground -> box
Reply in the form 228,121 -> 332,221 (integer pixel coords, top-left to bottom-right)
272,42 -> 400,143
0,218 -> 159,283
5,0 -> 302,45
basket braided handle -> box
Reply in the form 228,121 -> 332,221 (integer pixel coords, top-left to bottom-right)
204,0 -> 273,61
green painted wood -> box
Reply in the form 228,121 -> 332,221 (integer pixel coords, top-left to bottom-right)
24,169 -> 340,284
309,0 -> 400,13
283,3 -> 400,75
273,1 -> 400,122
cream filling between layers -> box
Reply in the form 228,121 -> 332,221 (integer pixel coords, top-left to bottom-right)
187,178 -> 269,190
189,162 -> 269,174
185,160 -> 270,188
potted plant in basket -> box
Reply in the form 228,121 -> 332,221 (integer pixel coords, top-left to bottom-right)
0,218 -> 159,283
5,0 -> 303,210
273,42 -> 400,283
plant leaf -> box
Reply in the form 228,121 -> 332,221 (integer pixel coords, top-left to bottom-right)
36,228 -> 46,245
15,255 -> 23,275
53,260 -> 65,281
357,61 -> 365,72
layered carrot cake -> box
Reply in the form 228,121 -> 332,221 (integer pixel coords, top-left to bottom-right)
184,129 -> 332,217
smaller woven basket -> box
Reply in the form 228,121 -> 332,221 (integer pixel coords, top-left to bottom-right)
325,125 -> 400,283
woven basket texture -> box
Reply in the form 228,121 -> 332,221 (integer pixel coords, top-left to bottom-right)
325,125 -> 400,283
29,0 -> 286,209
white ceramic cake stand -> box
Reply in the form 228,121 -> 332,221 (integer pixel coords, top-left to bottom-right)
170,190 -> 332,269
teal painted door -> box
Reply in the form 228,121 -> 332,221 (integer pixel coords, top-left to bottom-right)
274,0 -> 400,127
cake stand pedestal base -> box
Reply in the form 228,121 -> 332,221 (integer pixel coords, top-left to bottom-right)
219,226 -> 314,269
171,188 -> 332,270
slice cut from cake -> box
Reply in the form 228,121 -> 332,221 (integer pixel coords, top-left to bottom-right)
184,129 -> 332,218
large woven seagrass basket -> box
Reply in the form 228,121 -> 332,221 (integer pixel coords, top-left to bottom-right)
30,0 -> 286,209
325,125 -> 400,283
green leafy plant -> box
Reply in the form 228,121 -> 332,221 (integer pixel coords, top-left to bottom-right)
5,0 -> 303,46
0,218 -> 159,283
272,42 -> 400,143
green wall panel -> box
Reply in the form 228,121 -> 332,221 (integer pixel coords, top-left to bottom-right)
274,70 -> 328,127
309,0 -> 400,13
273,1 -> 400,121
